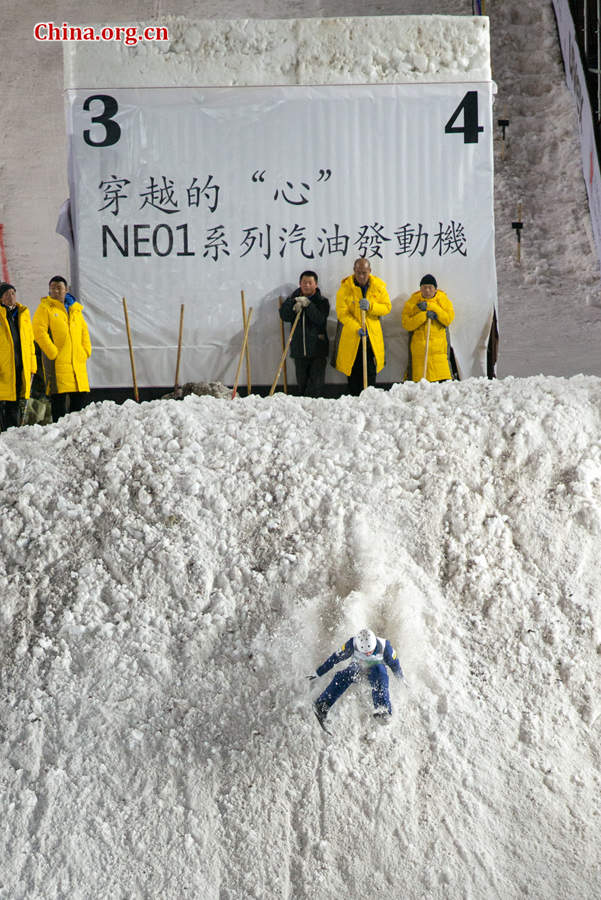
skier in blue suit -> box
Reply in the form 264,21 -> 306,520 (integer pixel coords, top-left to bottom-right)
309,628 -> 407,730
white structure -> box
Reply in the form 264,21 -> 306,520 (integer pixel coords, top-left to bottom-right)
63,15 -> 496,386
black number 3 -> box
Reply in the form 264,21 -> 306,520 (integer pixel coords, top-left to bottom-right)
445,91 -> 483,144
83,95 -> 121,147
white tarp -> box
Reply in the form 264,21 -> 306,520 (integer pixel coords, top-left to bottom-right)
65,83 -> 496,387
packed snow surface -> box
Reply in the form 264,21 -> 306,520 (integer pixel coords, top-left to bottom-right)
63,15 -> 491,87
4,1 -> 601,897
2,378 -> 601,898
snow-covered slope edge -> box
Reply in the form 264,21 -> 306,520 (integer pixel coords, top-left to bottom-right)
2,378 -> 601,899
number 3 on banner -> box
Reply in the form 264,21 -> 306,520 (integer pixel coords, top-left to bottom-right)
445,91 -> 483,144
83,95 -> 121,147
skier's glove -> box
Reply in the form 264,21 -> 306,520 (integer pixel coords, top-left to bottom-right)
359,298 -> 370,311
357,327 -> 368,337
417,301 -> 427,311
426,310 -> 438,320
306,672 -> 318,681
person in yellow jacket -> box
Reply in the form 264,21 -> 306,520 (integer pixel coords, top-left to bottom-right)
0,282 -> 37,430
335,258 -> 391,395
33,275 -> 92,421
402,274 -> 455,382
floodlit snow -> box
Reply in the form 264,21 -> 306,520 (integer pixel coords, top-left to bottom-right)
3,0 -> 601,898
2,380 -> 601,898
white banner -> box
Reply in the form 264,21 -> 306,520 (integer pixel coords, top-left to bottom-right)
65,84 -> 496,387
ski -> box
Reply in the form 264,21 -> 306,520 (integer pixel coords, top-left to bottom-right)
313,704 -> 332,735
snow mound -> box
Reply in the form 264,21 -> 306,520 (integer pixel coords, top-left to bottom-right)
63,15 -> 491,87
2,376 -> 601,898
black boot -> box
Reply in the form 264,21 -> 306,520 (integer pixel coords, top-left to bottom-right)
313,700 -> 331,733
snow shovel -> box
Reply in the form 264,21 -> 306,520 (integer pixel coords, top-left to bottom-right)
232,307 -> 253,399
277,297 -> 289,394
122,296 -> 139,403
173,303 -> 185,396
361,309 -> 368,391
423,317 -> 431,381
269,307 -> 302,396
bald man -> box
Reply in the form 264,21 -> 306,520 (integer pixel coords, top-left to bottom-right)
334,258 -> 391,395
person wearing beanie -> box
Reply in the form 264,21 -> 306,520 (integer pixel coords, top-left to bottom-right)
334,258 -> 391,395
32,275 -> 92,421
0,283 -> 37,430
401,274 -> 455,382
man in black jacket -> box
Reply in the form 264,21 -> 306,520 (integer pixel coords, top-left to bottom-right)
279,270 -> 329,397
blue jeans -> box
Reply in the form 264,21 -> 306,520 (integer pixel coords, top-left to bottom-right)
316,662 -> 392,714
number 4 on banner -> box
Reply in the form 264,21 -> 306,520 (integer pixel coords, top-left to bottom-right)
445,91 -> 484,144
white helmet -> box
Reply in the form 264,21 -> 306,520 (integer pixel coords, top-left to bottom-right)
355,628 -> 377,654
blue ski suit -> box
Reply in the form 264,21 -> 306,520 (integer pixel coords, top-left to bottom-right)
315,636 -> 404,715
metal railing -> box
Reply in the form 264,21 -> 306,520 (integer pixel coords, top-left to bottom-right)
569,0 -> 601,122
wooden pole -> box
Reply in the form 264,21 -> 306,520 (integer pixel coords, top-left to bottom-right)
361,309 -> 368,391
122,297 -> 139,403
423,317 -> 432,381
231,307 -> 253,399
269,308 -> 302,396
174,303 -> 185,390
241,290 -> 252,395
278,296 -> 289,394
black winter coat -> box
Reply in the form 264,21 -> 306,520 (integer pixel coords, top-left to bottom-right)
279,289 -> 330,359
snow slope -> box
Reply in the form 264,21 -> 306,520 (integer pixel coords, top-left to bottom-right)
3,2 -> 601,898
2,380 -> 601,899
490,1 -> 601,376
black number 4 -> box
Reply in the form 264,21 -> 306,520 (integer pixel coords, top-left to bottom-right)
83,95 -> 121,147
445,91 -> 483,144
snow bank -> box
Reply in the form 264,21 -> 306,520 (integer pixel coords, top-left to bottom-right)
63,15 -> 491,87
2,376 -> 601,898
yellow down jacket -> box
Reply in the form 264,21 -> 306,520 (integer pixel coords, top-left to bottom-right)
402,289 -> 455,382
335,274 -> 391,376
0,303 -> 37,401
33,296 -> 92,394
